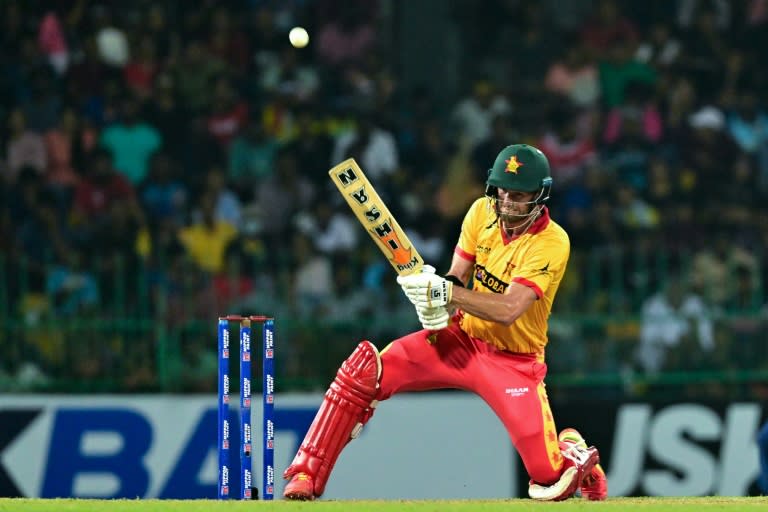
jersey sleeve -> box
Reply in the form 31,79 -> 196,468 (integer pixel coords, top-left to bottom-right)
511,231 -> 569,299
455,198 -> 486,262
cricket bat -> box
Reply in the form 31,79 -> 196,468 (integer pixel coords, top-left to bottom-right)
328,158 -> 424,276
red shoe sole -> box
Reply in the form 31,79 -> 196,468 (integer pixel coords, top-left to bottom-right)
284,492 -> 315,501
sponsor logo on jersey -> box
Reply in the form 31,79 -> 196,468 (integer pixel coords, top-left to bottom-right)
474,264 -> 509,294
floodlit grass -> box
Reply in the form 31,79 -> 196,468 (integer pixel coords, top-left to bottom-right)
0,497 -> 767,512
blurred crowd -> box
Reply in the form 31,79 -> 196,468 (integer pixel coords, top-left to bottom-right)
1,0 -> 767,395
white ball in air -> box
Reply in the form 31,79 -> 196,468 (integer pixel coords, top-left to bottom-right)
289,27 -> 309,48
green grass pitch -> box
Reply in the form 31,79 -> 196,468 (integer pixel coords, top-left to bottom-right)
1,498 -> 767,512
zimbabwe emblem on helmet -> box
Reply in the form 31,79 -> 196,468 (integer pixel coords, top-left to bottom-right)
505,155 -> 523,174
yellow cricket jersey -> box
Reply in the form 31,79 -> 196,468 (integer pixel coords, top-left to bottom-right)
455,198 -> 570,358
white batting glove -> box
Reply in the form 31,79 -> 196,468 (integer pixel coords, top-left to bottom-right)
415,304 -> 450,330
397,265 -> 453,308
396,264 -> 435,303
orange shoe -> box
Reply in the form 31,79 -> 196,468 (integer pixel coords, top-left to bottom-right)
559,428 -> 608,501
283,472 -> 316,501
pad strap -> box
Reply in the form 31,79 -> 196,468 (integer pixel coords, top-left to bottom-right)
283,341 -> 381,497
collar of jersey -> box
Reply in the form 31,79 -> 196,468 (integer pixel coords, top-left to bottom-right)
500,206 -> 550,245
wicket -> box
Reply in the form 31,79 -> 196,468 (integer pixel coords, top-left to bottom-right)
217,315 -> 275,500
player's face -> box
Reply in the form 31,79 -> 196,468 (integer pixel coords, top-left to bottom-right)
496,188 -> 537,227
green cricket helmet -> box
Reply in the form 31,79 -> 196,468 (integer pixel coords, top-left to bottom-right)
485,144 -> 552,204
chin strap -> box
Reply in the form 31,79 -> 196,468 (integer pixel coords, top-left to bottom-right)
501,205 -> 544,237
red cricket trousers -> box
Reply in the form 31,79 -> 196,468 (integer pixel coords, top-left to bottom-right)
376,322 -> 564,485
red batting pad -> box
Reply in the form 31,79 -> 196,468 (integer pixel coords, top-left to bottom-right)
283,341 -> 381,497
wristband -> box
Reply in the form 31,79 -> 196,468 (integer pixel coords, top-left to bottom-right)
444,275 -> 464,288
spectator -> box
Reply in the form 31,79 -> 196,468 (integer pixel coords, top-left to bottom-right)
471,114 -> 515,177
21,70 -> 62,132
602,93 -> 658,191
296,203 -> 358,255
598,39 -> 656,108
677,105 -> 740,203
172,40 -> 227,114
260,46 -> 320,104
179,117 -> 225,187
495,2 -> 563,99
537,104 -> 597,186
645,157 -> 679,214
603,81 -> 663,146
255,150 -> 314,254
100,95 -> 162,185
65,36 -> 116,104
635,23 -> 682,70
450,79 -> 512,149
664,76 -> 699,133
178,192 -> 238,274
545,37 -> 601,108
212,240 -> 255,312
7,167 -> 69,264
207,76 -> 249,149
726,91 -> 768,156
143,4 -> 173,60
292,233 -> 334,317
228,120 -> 280,197
139,151 -> 187,225
6,108 -> 47,183
203,166 -> 242,229
44,106 -> 93,189
614,184 -> 659,231
283,107 -> 334,190
580,0 -> 638,50
718,156 -> 760,231
207,6 -> 251,77
144,72 -> 188,157
331,111 -> 399,181
677,4 -> 730,101
690,234 -> 759,308
436,140 -> 482,230
123,35 -> 159,99
637,276 -> 714,374
677,0 -> 731,31
326,257 -> 375,324
249,5 -> 285,70
71,147 -> 136,229
38,11 -> 69,75
316,0 -> 377,69
46,249 -> 99,316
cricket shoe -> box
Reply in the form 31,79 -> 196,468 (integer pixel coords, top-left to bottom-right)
559,428 -> 607,500
528,438 -> 599,501
283,472 -> 316,501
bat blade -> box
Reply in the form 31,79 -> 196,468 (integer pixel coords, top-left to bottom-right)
328,159 -> 424,276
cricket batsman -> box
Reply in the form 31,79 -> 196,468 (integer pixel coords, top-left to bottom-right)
283,144 -> 607,501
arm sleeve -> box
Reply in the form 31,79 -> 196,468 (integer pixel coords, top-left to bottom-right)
455,198 -> 485,262
511,232 -> 570,298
